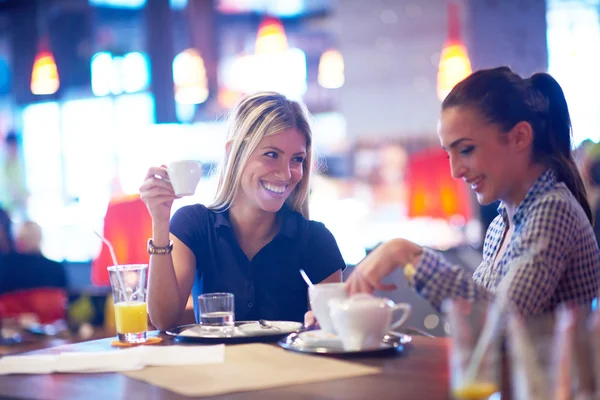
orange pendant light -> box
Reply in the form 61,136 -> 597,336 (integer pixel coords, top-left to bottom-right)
255,16 -> 288,55
318,49 -> 345,89
437,2 -> 472,101
30,38 -> 60,95
173,48 -> 209,104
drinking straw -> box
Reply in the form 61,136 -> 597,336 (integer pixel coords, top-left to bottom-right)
464,241 -> 546,384
93,229 -> 119,268
93,229 -> 128,302
508,314 -> 551,399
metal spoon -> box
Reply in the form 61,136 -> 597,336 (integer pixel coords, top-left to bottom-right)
299,269 -> 314,288
258,319 -> 280,330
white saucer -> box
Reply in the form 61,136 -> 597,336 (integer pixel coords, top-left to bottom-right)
296,330 -> 344,349
179,321 -> 302,338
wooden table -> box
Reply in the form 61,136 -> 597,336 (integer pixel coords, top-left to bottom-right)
0,327 -> 113,356
0,334 -> 453,400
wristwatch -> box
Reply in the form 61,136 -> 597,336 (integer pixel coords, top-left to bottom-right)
147,239 -> 173,255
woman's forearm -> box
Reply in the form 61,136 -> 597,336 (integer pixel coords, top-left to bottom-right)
409,249 -> 493,311
147,222 -> 184,330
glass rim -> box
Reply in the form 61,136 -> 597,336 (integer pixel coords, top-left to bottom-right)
198,292 -> 234,299
107,264 -> 148,272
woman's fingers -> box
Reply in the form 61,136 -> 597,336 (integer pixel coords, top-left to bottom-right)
140,176 -> 174,193
304,311 -> 316,328
345,271 -> 375,295
145,166 -> 169,180
345,275 -> 359,295
358,275 -> 375,294
146,195 -> 177,205
140,182 -> 175,197
374,282 -> 398,292
140,190 -> 176,205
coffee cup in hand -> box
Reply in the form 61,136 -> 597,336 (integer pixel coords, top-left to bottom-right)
166,160 -> 202,197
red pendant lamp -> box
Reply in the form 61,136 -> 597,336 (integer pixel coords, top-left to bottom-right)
30,37 -> 60,95
437,2 -> 472,101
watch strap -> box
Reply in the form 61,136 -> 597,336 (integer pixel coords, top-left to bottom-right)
147,239 -> 173,255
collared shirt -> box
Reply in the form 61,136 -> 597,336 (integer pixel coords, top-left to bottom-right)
170,204 -> 345,323
410,169 -> 600,315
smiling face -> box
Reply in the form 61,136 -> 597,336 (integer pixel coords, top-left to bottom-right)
235,128 -> 307,213
439,106 -> 523,205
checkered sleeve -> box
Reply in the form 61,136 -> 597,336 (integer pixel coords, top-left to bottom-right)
408,248 -> 492,312
409,195 -> 577,314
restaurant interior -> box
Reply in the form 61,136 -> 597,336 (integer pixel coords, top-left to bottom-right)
0,0 -> 600,398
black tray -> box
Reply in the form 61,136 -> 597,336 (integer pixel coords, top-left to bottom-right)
165,320 -> 303,344
277,331 -> 412,357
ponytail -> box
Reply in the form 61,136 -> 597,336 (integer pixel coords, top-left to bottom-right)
443,67 -> 593,224
529,73 -> 593,224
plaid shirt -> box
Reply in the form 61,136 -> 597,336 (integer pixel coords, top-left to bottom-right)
410,169 -> 600,315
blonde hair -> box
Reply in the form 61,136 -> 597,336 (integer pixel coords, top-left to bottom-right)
209,92 -> 313,218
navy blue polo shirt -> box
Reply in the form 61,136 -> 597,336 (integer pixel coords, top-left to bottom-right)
170,204 -> 345,323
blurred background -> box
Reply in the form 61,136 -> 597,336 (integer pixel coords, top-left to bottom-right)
1,0 -> 599,337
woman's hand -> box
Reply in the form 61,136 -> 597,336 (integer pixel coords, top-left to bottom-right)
303,310 -> 318,329
139,166 -> 177,224
346,238 -> 422,295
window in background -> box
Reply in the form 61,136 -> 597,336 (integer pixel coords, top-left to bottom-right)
20,93 -> 156,262
21,102 -> 62,204
61,98 -> 115,204
217,0 -> 331,17
547,0 -> 600,145
91,52 -> 150,97
0,58 -> 11,95
89,0 -> 187,9
21,102 -> 69,260
89,0 -> 146,8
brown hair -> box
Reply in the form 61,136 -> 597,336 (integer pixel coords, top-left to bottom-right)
442,67 -> 592,223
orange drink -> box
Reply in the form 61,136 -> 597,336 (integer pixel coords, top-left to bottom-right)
452,381 -> 499,400
115,301 -> 148,335
444,300 -> 499,400
107,264 -> 149,343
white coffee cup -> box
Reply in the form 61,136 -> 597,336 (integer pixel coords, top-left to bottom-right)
167,160 -> 202,197
308,282 -> 347,335
329,293 -> 411,351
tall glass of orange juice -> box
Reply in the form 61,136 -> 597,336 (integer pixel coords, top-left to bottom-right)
443,299 -> 500,400
107,264 -> 148,343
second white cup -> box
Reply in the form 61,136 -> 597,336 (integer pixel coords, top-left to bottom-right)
308,282 -> 348,334
167,160 -> 202,197
329,294 -> 411,351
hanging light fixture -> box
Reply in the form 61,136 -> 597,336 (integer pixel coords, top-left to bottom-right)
318,49 -> 345,89
173,48 -> 209,104
437,2 -> 472,101
255,16 -> 288,55
30,38 -> 60,95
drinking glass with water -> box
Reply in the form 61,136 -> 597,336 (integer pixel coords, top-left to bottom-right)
198,293 -> 235,335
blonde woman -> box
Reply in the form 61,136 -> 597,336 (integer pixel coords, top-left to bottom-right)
140,92 -> 344,330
